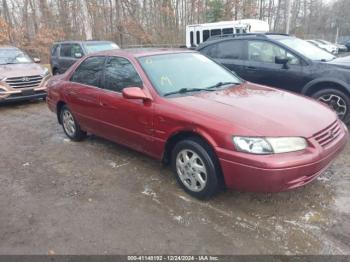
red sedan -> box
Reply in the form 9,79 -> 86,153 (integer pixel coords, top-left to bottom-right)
46,49 -> 348,199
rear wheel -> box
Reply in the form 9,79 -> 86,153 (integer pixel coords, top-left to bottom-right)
312,88 -> 350,123
60,105 -> 86,141
171,138 -> 221,199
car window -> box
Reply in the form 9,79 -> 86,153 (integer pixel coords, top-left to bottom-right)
222,28 -> 234,35
203,30 -> 210,42
210,29 -> 221,37
248,41 -> 300,65
200,44 -> 218,57
103,57 -> 142,93
51,45 -> 59,56
70,56 -> 106,87
277,37 -> 335,61
212,40 -> 244,60
190,32 -> 194,47
60,44 -> 83,58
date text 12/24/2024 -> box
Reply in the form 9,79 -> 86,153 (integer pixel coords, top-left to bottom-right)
127,256 -> 219,261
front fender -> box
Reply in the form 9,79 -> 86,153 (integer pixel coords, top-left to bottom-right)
302,77 -> 350,95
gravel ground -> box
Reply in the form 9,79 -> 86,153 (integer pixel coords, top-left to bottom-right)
0,100 -> 349,255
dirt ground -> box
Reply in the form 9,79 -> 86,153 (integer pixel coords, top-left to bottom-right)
0,100 -> 349,255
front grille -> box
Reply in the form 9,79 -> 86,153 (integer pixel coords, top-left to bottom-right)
5,75 -> 43,89
313,120 -> 342,147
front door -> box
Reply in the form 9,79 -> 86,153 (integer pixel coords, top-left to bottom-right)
241,40 -> 306,92
98,56 -> 155,155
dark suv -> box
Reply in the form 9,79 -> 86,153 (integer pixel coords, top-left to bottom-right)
197,34 -> 350,123
50,41 -> 119,75
341,40 -> 350,51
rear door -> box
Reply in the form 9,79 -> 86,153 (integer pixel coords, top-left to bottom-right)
66,56 -> 105,134
201,40 -> 247,77
59,43 -> 84,73
99,56 -> 155,155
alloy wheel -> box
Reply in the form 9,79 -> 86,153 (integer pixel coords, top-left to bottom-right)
62,110 -> 76,137
318,93 -> 347,119
176,149 -> 207,192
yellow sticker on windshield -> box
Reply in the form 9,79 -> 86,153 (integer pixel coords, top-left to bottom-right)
160,76 -> 173,86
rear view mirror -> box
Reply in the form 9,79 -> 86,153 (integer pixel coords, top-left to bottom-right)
122,87 -> 151,101
275,56 -> 290,69
74,53 -> 83,58
33,57 -> 41,63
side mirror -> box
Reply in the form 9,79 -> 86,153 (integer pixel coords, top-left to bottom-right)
275,56 -> 290,69
74,53 -> 83,58
33,57 -> 41,63
122,87 -> 151,101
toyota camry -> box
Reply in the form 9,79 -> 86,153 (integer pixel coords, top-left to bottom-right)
46,49 -> 348,199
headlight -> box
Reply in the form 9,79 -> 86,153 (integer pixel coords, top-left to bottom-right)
42,68 -> 50,77
233,136 -> 307,154
233,137 -> 272,154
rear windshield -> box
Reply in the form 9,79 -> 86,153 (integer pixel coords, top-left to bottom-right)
84,42 -> 119,54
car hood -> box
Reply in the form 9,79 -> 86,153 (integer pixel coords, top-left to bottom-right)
170,83 -> 337,138
0,63 -> 45,78
328,55 -> 350,68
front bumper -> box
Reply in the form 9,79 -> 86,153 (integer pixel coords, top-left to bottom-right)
0,91 -> 47,103
0,88 -> 47,103
216,122 -> 348,192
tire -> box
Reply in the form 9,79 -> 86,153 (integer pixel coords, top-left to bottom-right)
171,137 -> 222,199
312,88 -> 350,124
60,105 -> 86,141
52,68 -> 59,75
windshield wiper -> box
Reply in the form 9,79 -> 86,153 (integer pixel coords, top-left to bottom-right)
205,81 -> 240,90
163,82 -> 240,97
163,87 -> 210,97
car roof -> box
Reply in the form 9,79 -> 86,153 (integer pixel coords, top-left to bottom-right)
54,40 -> 115,45
197,33 -> 292,49
86,48 -> 195,58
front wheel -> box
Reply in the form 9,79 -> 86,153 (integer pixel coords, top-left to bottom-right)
60,105 -> 86,141
52,68 -> 59,75
171,138 -> 221,199
312,88 -> 350,123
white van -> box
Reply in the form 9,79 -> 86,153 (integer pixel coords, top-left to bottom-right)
186,19 -> 269,48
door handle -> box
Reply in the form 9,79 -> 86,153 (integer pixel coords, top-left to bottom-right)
246,66 -> 257,71
67,90 -> 78,96
100,101 -> 117,109
100,101 -> 108,107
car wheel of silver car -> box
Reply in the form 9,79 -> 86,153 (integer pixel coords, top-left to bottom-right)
313,88 -> 350,124
60,105 -> 86,141
171,137 -> 222,199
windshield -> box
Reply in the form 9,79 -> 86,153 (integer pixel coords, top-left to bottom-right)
138,53 -> 241,96
0,49 -> 32,65
277,38 -> 335,61
84,42 -> 119,53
